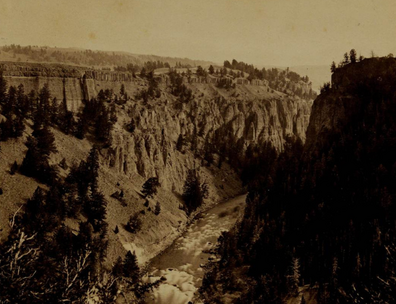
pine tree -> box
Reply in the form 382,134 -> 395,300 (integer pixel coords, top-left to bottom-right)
49,97 -> 59,125
154,202 -> 161,215
0,71 -> 7,105
10,161 -> 18,175
176,134 -> 186,152
190,126 -> 198,152
112,256 -> 123,277
288,257 -> 300,295
84,191 -> 107,232
141,177 -> 161,198
331,61 -> 337,73
343,52 -> 350,65
127,117 -> 136,133
140,67 -> 147,78
123,251 -> 140,284
120,84 -> 125,97
86,146 -> 100,193
16,84 -> 28,117
209,65 -> 215,74
32,126 -> 57,156
23,186 -> 47,234
350,49 -> 357,63
21,126 -> 57,184
2,86 -> 16,117
126,212 -> 142,233
182,169 -> 208,214
109,103 -> 117,123
38,84 -> 51,126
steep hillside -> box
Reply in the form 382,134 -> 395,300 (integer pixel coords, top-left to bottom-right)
0,65 -> 312,268
0,44 -> 214,69
200,56 -> 396,303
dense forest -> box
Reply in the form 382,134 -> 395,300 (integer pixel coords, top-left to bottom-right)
0,44 -> 209,70
0,67 -> 221,302
201,56 -> 396,303
0,72 -> 156,303
4,50 -> 393,303
223,59 -> 317,100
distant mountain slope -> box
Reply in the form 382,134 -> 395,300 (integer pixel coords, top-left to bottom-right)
290,65 -> 331,92
0,44 -> 215,69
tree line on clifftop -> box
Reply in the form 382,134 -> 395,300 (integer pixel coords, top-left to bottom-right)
0,67 -> 232,302
200,54 -> 396,303
0,73 -> 154,302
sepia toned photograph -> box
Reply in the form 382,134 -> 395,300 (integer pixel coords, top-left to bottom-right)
0,0 -> 396,303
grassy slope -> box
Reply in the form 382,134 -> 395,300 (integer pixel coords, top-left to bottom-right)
0,91 -> 243,269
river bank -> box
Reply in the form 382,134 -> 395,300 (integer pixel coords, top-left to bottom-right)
143,194 -> 247,304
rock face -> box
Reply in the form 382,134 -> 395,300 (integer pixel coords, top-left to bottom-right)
1,65 -> 313,265
98,84 -> 312,264
104,86 -> 312,193
305,57 -> 396,149
4,76 -> 84,112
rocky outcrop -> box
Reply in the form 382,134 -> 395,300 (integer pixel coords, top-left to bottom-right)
306,57 -> 396,149
103,86 -> 312,195
0,63 -> 313,266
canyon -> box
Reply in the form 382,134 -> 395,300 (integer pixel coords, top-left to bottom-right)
0,61 -> 313,271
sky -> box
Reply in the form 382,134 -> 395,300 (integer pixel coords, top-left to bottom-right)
0,0 -> 395,67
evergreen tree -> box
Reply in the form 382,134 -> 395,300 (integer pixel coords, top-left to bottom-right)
208,65 -> 215,74
16,84 -> 29,117
190,126 -> 198,152
154,202 -> 161,215
38,83 -> 51,125
21,126 -> 57,184
86,146 -> 100,193
123,251 -> 140,284
141,177 -> 161,198
49,97 -> 59,125
10,161 -> 18,175
331,61 -> 337,73
84,191 -> 107,232
112,257 -> 124,277
350,49 -> 357,63
120,84 -> 125,96
95,107 -> 113,144
343,52 -> 350,64
126,212 -> 142,234
0,71 -> 7,105
126,117 -> 136,133
289,257 -> 300,295
176,134 -> 186,153
182,169 -> 208,214
140,67 -> 147,78
196,66 -> 207,77
2,86 -> 16,117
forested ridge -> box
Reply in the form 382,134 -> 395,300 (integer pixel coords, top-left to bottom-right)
0,72 -> 153,303
201,56 -> 396,303
0,51 -> 313,303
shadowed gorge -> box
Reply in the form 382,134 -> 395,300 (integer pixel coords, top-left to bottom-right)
0,56 -> 313,302
200,56 -> 396,304
1,0 -> 396,302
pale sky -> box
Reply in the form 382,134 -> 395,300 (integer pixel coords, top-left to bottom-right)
0,0 -> 395,67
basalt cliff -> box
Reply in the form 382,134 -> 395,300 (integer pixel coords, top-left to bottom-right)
0,61 -> 313,267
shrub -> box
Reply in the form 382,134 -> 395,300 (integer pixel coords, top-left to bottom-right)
141,177 -> 161,198
126,212 -> 142,234
10,161 -> 18,175
154,202 -> 161,215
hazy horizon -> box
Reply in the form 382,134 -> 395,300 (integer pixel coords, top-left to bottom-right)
0,0 -> 395,67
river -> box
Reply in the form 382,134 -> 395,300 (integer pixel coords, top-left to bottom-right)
143,194 -> 247,304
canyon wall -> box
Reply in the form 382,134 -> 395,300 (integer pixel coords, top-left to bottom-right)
1,62 -> 313,266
